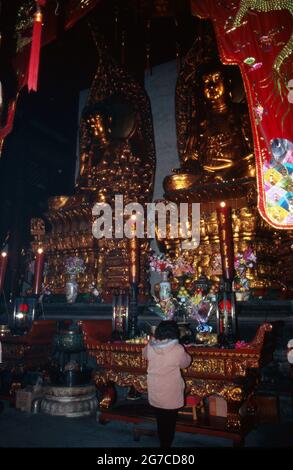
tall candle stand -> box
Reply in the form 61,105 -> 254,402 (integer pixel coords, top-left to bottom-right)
216,202 -> 238,345
128,217 -> 140,339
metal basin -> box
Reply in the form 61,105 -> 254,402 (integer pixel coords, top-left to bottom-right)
53,330 -> 84,353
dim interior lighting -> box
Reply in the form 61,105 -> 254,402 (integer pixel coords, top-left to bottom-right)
1,252 -> 7,258
220,201 -> 226,208
37,247 -> 44,255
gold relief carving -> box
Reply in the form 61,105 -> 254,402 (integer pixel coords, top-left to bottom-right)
233,361 -> 248,377
186,379 -> 244,403
188,359 -> 226,376
94,370 -> 147,394
227,387 -> 243,402
30,218 -> 45,243
47,196 -> 70,211
225,359 -> 233,377
92,351 -> 107,366
110,352 -> 143,369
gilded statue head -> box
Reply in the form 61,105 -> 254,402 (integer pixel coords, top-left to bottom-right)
202,69 -> 225,102
83,96 -> 137,145
87,113 -> 108,144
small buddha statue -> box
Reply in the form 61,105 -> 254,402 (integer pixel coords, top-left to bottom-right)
166,63 -> 255,190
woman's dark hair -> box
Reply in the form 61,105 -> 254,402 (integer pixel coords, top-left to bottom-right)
154,321 -> 180,341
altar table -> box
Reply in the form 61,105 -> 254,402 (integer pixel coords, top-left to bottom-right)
81,322 -> 274,439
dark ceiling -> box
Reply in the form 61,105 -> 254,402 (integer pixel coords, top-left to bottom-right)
0,0 -> 200,292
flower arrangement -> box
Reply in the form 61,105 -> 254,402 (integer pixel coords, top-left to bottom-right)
149,253 -> 195,277
171,255 -> 196,277
181,292 -> 216,326
234,247 -> 256,274
150,252 -> 215,324
234,248 -> 257,292
64,256 -> 86,276
149,253 -> 173,273
153,297 -> 176,320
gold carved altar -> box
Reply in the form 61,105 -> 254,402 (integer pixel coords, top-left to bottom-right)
81,322 -> 274,431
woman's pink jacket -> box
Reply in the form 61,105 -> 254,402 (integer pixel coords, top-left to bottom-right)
142,339 -> 192,410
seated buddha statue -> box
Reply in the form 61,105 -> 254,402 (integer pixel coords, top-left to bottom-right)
165,63 -> 255,190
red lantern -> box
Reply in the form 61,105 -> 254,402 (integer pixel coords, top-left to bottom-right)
28,1 -> 46,92
219,299 -> 232,312
19,303 -> 29,314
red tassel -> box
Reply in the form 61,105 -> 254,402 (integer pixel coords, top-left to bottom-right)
28,6 -> 43,92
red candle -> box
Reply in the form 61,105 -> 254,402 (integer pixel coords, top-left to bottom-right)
0,251 -> 8,293
33,247 -> 45,295
129,237 -> 140,284
129,216 -> 140,284
216,202 -> 235,281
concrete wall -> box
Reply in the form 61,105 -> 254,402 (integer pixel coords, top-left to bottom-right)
144,60 -> 179,201
144,61 -> 179,290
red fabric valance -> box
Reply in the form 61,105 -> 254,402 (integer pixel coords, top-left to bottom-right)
191,0 -> 293,229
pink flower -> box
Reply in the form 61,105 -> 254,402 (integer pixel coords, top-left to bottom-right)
249,62 -> 262,72
235,340 -> 249,349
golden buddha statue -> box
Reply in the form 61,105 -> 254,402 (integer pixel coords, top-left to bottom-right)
165,64 -> 255,191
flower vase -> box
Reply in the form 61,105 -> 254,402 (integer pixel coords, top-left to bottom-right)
66,275 -> 78,303
159,272 -> 171,301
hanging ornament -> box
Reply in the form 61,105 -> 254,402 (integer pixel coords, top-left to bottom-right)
243,57 -> 256,66
254,103 -> 264,124
243,57 -> 263,72
248,62 -> 263,72
28,0 -> 46,92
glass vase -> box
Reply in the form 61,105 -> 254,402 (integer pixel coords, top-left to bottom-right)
66,274 -> 78,303
159,271 -> 171,301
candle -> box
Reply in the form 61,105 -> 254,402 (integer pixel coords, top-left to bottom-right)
129,237 -> 140,284
0,251 -> 8,294
33,247 -> 45,295
129,216 -> 140,285
216,202 -> 235,281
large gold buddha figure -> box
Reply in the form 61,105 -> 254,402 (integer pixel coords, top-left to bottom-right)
159,41 -> 287,291
165,63 -> 255,192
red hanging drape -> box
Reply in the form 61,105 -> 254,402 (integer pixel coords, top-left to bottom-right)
191,0 -> 293,229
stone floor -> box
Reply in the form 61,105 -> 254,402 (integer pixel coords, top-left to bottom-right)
0,393 -> 292,448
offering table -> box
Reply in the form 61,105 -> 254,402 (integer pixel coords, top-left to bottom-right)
82,322 -> 274,440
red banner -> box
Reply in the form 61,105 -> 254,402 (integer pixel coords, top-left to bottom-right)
191,0 -> 293,229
